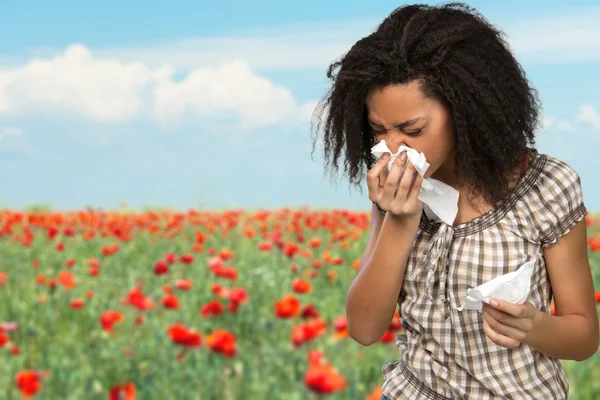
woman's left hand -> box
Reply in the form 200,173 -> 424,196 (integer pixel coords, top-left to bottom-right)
481,299 -> 539,350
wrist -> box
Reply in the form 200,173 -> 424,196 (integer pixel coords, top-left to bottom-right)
524,309 -> 545,344
372,201 -> 423,224
388,210 -> 422,226
373,201 -> 387,215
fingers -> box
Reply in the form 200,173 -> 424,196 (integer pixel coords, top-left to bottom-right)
481,305 -> 522,330
483,320 -> 521,350
482,309 -> 528,342
378,166 -> 389,189
367,154 -> 390,196
488,299 -> 531,318
395,159 -> 419,202
370,150 -> 424,217
484,302 -> 535,334
381,152 -> 408,201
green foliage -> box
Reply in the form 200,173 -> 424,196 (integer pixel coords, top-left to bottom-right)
0,210 -> 598,399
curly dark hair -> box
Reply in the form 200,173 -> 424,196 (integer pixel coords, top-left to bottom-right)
310,2 -> 542,207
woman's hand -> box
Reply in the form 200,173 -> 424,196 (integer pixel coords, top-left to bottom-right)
482,299 -> 540,350
367,152 -> 424,218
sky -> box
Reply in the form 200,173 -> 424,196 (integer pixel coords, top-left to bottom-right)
0,0 -> 599,212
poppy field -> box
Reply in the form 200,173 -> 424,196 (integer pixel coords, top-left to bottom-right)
1,208 -> 599,399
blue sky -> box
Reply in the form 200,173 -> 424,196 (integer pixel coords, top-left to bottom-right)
1,0 -> 599,212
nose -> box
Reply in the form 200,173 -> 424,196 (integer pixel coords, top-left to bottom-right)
382,133 -> 405,154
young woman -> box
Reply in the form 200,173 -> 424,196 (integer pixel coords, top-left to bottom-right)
310,3 -> 599,399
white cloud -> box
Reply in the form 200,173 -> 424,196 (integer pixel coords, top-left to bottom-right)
540,115 -> 576,133
0,45 -> 315,129
504,10 -> 600,63
577,104 -> 600,130
541,104 -> 600,136
556,120 -> 575,132
540,115 -> 553,131
302,99 -> 321,122
92,19 -> 374,71
29,8 -> 597,71
0,126 -> 35,154
0,45 -> 171,122
1,8 -> 599,128
0,127 -> 22,143
152,59 -> 310,129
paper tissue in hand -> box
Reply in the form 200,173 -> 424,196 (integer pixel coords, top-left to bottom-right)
457,261 -> 535,312
370,140 -> 459,225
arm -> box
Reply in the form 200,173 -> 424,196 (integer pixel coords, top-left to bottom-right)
524,219 -> 599,360
346,208 -> 421,346
359,203 -> 386,268
483,219 -> 599,361
482,160 -> 598,360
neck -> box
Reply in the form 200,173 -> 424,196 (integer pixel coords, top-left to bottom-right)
431,151 -> 460,188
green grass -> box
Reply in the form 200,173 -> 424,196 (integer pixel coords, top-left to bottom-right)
0,209 -> 598,399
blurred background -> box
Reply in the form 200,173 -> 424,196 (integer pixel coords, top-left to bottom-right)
0,1 -> 599,399
1,0 -> 600,212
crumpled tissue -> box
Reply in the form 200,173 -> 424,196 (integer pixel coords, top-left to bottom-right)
370,140 -> 459,225
457,261 -> 535,312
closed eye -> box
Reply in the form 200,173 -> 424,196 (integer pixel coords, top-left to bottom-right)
405,129 -> 423,136
370,127 -> 423,136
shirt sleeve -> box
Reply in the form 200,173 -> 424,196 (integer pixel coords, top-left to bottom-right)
529,157 -> 588,248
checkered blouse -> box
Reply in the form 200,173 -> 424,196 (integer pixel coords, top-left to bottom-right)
381,150 -> 588,399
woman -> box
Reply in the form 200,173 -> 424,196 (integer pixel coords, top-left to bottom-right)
310,3 -> 599,399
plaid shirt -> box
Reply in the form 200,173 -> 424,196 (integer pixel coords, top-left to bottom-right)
381,150 -> 588,399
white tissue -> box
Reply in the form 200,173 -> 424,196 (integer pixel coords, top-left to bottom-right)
370,140 -> 459,225
457,261 -> 535,312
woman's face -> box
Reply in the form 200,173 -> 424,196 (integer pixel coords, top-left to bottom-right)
365,81 -> 457,182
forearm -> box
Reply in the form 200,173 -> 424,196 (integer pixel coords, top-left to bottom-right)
359,203 -> 386,267
525,310 -> 599,361
346,211 -> 421,346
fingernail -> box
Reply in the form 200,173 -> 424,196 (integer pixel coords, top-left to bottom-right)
490,300 -> 499,307
400,153 -> 407,161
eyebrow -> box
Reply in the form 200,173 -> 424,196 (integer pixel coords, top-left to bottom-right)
368,117 -> 424,129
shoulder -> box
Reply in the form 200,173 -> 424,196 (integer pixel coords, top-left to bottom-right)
524,151 -> 587,247
535,153 -> 582,193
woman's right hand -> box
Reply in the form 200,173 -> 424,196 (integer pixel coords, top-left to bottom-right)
367,152 -> 424,219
